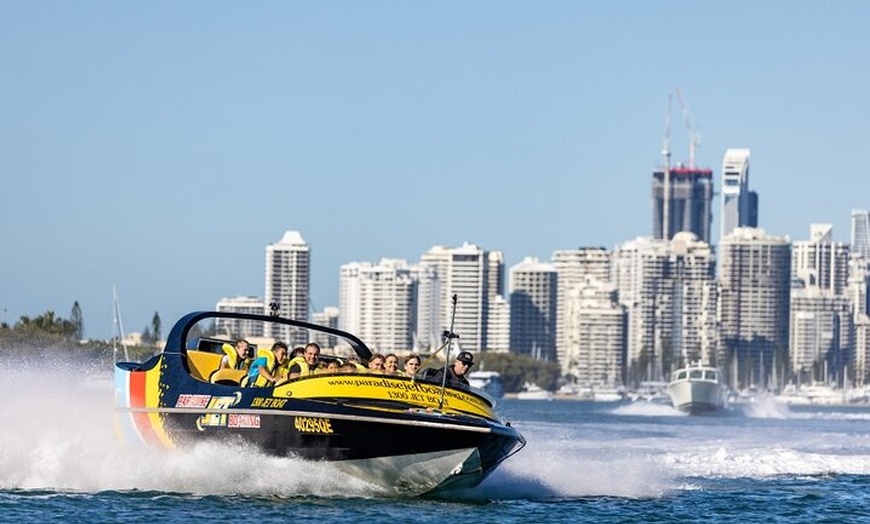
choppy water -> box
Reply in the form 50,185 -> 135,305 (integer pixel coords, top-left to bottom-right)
3,362 -> 870,523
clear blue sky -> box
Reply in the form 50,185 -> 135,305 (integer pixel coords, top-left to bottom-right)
2,2 -> 868,339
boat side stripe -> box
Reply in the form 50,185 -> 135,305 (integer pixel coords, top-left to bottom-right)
117,407 -> 495,434
129,370 -> 165,447
113,370 -> 144,445
143,362 -> 175,448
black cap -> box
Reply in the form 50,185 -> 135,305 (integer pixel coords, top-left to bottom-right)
456,351 -> 474,366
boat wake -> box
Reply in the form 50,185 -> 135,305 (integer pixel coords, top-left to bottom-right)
0,358 -> 386,498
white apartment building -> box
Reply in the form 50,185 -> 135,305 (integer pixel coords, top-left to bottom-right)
509,257 -> 557,360
264,230 -> 310,346
215,295 -> 266,339
338,259 -> 416,353
790,287 -> 852,385
612,234 -> 717,384
611,236 -> 670,382
792,224 -> 850,294
562,276 -> 626,386
311,306 -> 340,351
419,243 -> 504,353
552,247 -> 611,367
719,227 -> 791,389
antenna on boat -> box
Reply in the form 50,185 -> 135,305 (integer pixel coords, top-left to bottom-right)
437,293 -> 459,410
112,282 -> 129,362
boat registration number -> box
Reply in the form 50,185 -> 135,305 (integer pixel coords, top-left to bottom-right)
294,416 -> 334,434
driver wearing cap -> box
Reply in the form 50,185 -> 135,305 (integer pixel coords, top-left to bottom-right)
428,350 -> 475,386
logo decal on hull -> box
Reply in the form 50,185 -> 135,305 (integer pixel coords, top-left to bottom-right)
196,392 -> 243,430
176,394 -> 211,408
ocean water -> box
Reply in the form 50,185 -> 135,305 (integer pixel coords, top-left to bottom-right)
3,362 -> 870,523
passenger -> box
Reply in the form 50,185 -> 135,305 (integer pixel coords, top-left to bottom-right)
247,342 -> 289,387
384,353 -> 400,375
344,356 -> 367,372
219,339 -> 251,370
425,351 -> 474,387
367,353 -> 385,373
320,359 -> 342,374
402,354 -> 422,377
286,342 -> 321,380
277,346 -> 305,378
339,362 -> 358,373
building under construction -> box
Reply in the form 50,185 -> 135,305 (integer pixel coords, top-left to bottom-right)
652,165 -> 714,244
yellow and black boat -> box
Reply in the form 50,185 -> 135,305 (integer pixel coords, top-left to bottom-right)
114,310 -> 525,495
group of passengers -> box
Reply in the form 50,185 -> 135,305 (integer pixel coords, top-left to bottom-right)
219,338 -> 474,388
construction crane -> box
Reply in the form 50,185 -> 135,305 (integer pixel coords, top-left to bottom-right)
662,92 -> 672,241
675,88 -> 701,169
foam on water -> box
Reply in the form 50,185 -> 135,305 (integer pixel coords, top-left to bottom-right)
0,358 -> 382,497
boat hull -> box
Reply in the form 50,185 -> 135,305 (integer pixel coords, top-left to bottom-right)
667,380 -> 727,414
666,365 -> 727,415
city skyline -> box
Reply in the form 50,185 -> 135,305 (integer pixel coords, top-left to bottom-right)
2,3 -> 869,335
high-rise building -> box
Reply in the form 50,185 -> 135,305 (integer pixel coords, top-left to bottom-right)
311,306 -> 340,351
562,276 -> 626,386
719,148 -> 754,242
552,247 -> 611,369
488,294 -> 511,353
719,227 -> 791,389
611,236 -> 670,383
854,315 -> 870,386
215,296 -> 266,338
509,257 -> 557,360
668,232 -> 719,368
852,210 -> 870,260
264,230 -> 310,346
419,243 -> 504,352
792,224 -> 850,294
652,166 -> 714,243
338,259 -> 417,353
612,234 -> 718,385
790,287 -> 852,385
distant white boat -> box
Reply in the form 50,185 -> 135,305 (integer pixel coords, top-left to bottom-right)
666,362 -> 728,414
627,381 -> 671,404
467,370 -> 505,398
772,383 -> 849,405
516,382 -> 554,400
561,385 -> 626,402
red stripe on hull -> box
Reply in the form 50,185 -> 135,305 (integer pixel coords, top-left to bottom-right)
129,371 -> 163,447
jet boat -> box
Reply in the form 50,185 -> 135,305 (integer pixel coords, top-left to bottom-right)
114,310 -> 525,495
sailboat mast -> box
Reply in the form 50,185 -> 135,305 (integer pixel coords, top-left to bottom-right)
113,283 -> 129,362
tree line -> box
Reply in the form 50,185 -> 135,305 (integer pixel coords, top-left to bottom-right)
0,303 -> 561,392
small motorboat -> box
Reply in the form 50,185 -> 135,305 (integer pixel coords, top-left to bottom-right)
114,311 -> 525,496
666,362 -> 728,415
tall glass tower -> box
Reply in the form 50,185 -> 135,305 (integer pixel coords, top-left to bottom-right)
852,209 -> 870,260
719,148 -> 753,242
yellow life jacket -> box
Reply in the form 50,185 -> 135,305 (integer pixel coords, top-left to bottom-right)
251,348 -> 278,388
221,343 -> 246,370
285,356 -> 310,378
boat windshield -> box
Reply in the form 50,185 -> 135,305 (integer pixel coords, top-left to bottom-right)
689,369 -> 703,379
